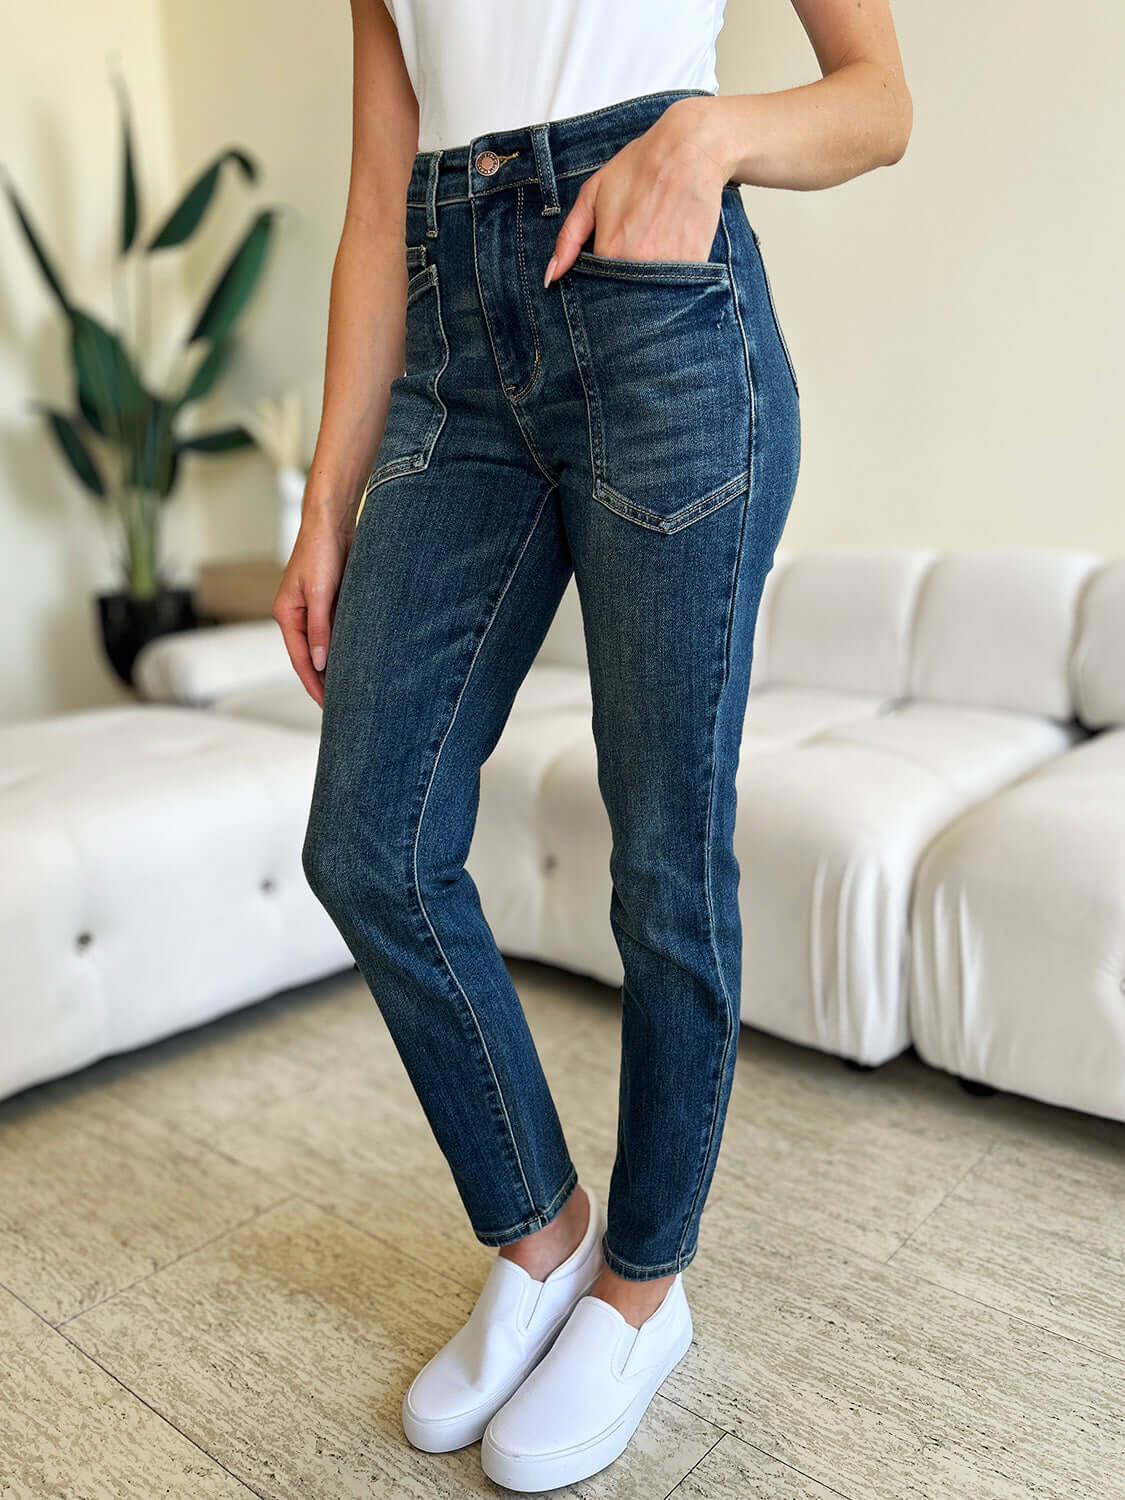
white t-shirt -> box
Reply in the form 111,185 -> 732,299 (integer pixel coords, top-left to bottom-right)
383,0 -> 726,152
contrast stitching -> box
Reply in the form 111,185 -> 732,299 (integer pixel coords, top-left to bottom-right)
569,254 -> 729,285
721,204 -> 756,681
470,196 -> 557,485
593,471 -> 749,535
475,1163 -> 579,1245
601,1241 -> 696,1278
505,184 -> 543,404
674,202 -> 749,1268
364,258 -> 451,497
411,476 -> 559,1225
557,275 -> 604,499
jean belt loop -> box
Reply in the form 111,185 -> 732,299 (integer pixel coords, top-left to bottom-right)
425,149 -> 442,238
531,125 -> 560,216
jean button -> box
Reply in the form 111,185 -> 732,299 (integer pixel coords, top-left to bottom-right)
475,149 -> 500,176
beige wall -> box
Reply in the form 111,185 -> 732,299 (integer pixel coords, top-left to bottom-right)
3,1 -> 1122,721
720,2 -> 1125,553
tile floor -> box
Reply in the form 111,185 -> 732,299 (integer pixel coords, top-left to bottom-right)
1,960 -> 1122,1498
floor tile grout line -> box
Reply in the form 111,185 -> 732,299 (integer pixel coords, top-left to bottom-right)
732,1434 -> 862,1500
884,1137 -> 998,1264
884,1267 -> 1125,1372
661,1430 -> 725,1498
50,1319 -> 268,1500
56,1192 -> 296,1329
657,1413 -> 862,1500
1,1275 -> 266,1500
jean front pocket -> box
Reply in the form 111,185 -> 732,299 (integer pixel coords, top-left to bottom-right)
364,244 -> 450,498
559,227 -> 751,535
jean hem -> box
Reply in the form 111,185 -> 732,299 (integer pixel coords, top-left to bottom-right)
472,1162 -> 579,1247
600,1235 -> 698,1282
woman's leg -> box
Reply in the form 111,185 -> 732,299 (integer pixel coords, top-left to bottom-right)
301,397 -> 580,1253
554,180 -> 802,1315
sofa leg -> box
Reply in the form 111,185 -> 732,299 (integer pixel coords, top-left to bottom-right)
843,1058 -> 878,1071
958,1076 -> 997,1098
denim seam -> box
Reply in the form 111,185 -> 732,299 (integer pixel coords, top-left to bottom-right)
751,227 -> 800,398
471,199 -> 558,485
410,477 -> 559,1226
473,1162 -> 579,1246
503,183 -> 544,404
556,274 -> 604,508
672,203 -> 746,1269
721,207 -> 756,684
671,633 -> 738,1270
569,255 -> 730,285
600,1240 -> 698,1280
593,470 -> 749,536
363,260 -> 451,500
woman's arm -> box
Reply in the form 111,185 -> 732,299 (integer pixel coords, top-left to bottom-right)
273,0 -> 418,704
688,0 -> 913,189
545,0 -> 912,280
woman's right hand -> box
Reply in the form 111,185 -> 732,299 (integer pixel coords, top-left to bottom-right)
272,511 -> 354,709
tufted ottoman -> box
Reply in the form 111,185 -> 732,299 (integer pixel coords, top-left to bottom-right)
0,704 -> 351,1103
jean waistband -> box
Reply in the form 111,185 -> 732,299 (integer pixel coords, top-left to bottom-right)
406,88 -> 719,234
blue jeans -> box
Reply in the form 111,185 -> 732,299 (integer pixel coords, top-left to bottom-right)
302,88 -> 801,1281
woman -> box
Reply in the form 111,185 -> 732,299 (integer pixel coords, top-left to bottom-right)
276,0 -> 911,1489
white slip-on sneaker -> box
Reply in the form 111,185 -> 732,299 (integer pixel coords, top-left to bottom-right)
401,1184 -> 604,1453
479,1270 -> 694,1492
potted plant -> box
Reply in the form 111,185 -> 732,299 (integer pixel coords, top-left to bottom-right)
3,68 -> 280,685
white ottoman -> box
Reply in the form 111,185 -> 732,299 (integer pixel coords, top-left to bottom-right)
0,704 -> 351,1103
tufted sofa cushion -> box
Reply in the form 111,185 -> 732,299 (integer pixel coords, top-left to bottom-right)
0,705 -> 349,1102
755,546 -> 936,699
907,547 -> 1100,720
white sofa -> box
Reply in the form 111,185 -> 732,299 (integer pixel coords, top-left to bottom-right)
4,546 -> 1122,1123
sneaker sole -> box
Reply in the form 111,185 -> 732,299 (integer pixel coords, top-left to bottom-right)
479,1318 -> 694,1491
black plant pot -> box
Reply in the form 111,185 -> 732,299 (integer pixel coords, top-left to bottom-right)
96,585 -> 198,688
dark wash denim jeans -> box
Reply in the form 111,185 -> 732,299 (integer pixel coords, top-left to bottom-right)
302,88 -> 801,1281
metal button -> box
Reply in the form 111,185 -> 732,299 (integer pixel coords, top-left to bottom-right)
475,149 -> 501,176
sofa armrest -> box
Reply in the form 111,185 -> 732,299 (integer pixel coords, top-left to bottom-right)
133,620 -> 292,706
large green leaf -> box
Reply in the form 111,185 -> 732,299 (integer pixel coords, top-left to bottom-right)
127,394 -> 177,493
146,149 -> 257,251
113,73 -> 141,254
177,424 -> 255,454
177,336 -> 234,408
33,403 -> 107,498
69,308 -> 148,439
3,172 -> 70,312
184,209 -> 277,346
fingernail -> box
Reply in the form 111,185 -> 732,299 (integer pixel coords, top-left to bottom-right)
312,645 -> 326,671
543,254 -> 557,288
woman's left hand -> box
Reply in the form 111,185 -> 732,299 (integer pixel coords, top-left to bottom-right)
543,97 -> 730,285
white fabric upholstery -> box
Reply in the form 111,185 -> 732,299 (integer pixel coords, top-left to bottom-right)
0,706 -> 349,1101
135,619 -> 290,706
907,548 -> 1100,719
1071,559 -> 1125,729
757,546 -> 935,697
747,550 -> 794,691
210,681 -> 324,732
910,727 -> 1125,1121
742,685 -> 889,752
731,704 -> 1077,1063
